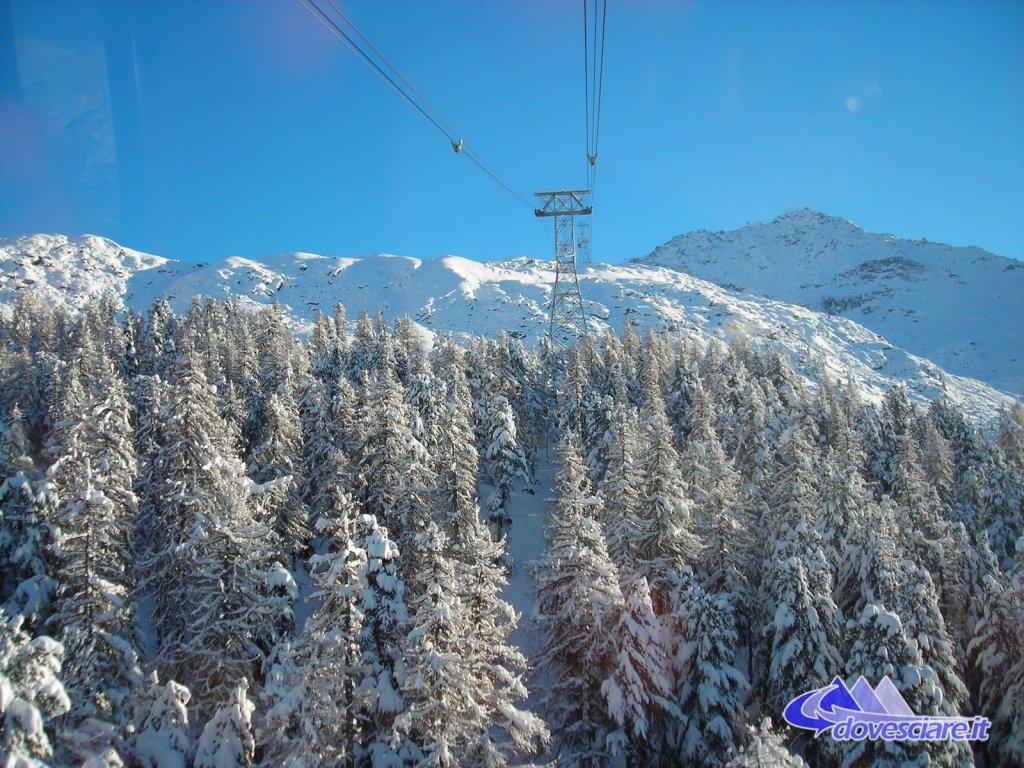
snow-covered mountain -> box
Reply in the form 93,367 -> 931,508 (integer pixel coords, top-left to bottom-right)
0,233 -> 198,312
0,231 -> 1018,422
635,209 -> 1024,397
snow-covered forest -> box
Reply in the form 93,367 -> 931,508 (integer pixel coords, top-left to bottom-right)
1,293 -> 1022,768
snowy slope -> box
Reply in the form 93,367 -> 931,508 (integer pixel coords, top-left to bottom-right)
0,232 -> 1018,423
635,209 -> 1024,397
0,233 -> 200,313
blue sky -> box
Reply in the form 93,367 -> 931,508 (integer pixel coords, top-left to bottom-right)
1,0 -> 1022,265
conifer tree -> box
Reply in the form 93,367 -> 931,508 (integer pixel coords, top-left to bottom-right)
0,412 -> 54,632
758,427 -> 842,727
398,521 -> 547,767
619,320 -> 643,404
308,309 -> 344,388
940,522 -> 996,667
482,393 -> 530,537
534,436 -> 623,767
817,446 -> 871,567
635,366 -> 701,573
353,513 -> 408,764
969,537 -> 1024,768
434,364 -> 482,541
997,402 -> 1024,473
730,377 -> 776,489
675,585 -> 749,768
142,347 -> 293,714
0,610 -> 71,768
866,385 -> 917,498
914,410 -> 955,505
332,373 -> 359,456
891,557 -> 969,720
601,573 -> 675,758
133,677 -> 192,768
837,498 -> 970,766
430,387 -> 547,765
221,314 -> 261,452
403,370 -> 446,460
761,554 -> 842,716
888,433 -> 951,569
393,315 -> 428,379
725,718 -> 804,768
298,378 -> 347,527
842,603 -> 948,768
597,405 -> 644,568
665,354 -> 698,448
354,363 -> 410,537
555,345 -> 587,445
45,359 -> 144,760
258,490 -> 365,768
683,376 -> 746,602
427,362 -> 547,761
597,330 -> 630,408
930,397 -> 994,534
392,421 -> 436,597
981,455 -> 1024,569
138,299 -> 177,380
347,311 -> 376,384
248,387 -> 310,564
193,680 -> 256,768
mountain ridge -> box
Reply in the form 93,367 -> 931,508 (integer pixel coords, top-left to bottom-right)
635,209 -> 1024,396
0,229 -> 1018,424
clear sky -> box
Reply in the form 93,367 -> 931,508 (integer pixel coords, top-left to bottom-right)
1,0 -> 1022,265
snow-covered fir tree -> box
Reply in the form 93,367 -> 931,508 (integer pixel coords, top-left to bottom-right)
398,520 -> 547,766
482,393 -> 531,538
601,572 -> 676,762
354,360 -> 411,539
247,386 -> 310,566
968,535 -> 1024,768
44,353 -> 144,763
682,375 -> 748,607
258,490 -> 365,768
0,610 -> 71,768
757,424 -> 842,732
352,513 -> 408,765
597,405 -> 645,568
534,436 -> 623,767
635,364 -> 702,574
133,676 -> 191,768
725,718 -> 805,768
140,342 -> 294,715
671,576 -> 749,768
0,411 -> 54,633
194,680 -> 257,768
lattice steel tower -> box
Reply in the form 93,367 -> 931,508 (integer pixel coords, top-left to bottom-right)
535,189 -> 592,345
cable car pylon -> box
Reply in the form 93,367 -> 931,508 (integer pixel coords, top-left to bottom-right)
535,190 -> 592,346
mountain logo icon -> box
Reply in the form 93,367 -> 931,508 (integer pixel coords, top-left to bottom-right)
783,676 -> 991,743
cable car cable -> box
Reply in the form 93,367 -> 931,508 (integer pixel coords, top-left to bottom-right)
298,0 -> 454,145
297,0 -> 531,208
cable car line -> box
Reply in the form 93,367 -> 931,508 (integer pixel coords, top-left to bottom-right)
321,0 -> 461,143
583,0 -> 608,196
297,0 -> 531,208
593,0 -> 607,185
584,0 -> 591,183
297,0 -> 452,144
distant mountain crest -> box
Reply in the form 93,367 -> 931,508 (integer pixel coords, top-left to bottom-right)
636,210 -> 1024,396
0,229 -> 1018,422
